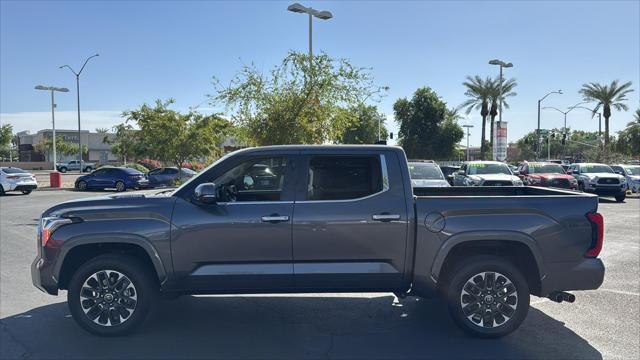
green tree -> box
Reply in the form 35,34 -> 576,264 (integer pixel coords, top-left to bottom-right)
103,124 -> 138,164
95,127 -> 109,134
35,136 -> 88,158
459,76 -> 494,159
0,124 -> 13,149
579,80 -> 634,147
122,99 -> 232,174
394,87 -> 464,159
335,105 -> 388,144
210,51 -> 384,145
488,77 -> 517,145
615,108 -> 640,157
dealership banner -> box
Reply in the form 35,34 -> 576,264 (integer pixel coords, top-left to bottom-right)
493,121 -> 508,161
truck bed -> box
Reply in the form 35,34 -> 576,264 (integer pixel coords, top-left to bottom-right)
413,186 -> 588,197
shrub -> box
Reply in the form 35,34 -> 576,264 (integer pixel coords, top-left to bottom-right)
184,162 -> 205,171
137,158 -> 161,170
123,163 -> 149,173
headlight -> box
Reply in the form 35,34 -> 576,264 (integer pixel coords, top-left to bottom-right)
620,177 -> 626,183
513,179 -> 524,186
589,176 -> 598,183
39,216 -> 74,247
570,178 -> 578,184
465,178 -> 480,186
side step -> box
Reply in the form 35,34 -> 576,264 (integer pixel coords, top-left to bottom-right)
547,291 -> 575,303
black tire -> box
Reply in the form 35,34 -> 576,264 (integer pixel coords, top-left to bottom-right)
59,167 -> 67,173
84,167 -> 93,173
445,255 -> 530,338
21,190 -> 32,195
67,254 -> 157,336
77,180 -> 88,191
115,181 -> 126,192
615,193 -> 626,203
0,185 -> 5,196
578,182 -> 585,192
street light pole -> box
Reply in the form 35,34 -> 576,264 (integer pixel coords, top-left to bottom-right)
287,3 -> 333,67
60,54 -> 99,173
35,85 -> 69,170
462,124 -> 474,161
536,90 -> 562,159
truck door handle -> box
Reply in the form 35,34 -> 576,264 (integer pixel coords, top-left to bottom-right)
261,215 -> 290,223
372,214 -> 400,221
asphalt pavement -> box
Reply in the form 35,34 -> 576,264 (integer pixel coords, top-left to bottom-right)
1,190 -> 638,359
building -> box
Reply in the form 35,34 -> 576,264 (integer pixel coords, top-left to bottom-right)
16,129 -> 118,164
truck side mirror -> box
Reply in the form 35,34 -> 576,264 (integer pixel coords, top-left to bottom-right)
513,170 -> 520,176
194,182 -> 218,204
566,169 -> 573,175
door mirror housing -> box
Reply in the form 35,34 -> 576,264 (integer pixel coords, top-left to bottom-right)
194,182 -> 218,204
566,169 -> 573,175
457,169 -> 466,175
513,170 -> 520,176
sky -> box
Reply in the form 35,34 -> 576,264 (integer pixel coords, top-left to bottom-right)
1,0 -> 639,147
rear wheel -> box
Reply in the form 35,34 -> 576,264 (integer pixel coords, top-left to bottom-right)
115,181 -> 126,192
615,193 -> 626,202
59,167 -> 67,173
67,254 -> 157,336
445,256 -> 530,338
84,167 -> 93,173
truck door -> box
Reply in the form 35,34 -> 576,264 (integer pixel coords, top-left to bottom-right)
171,155 -> 295,291
291,150 -> 409,290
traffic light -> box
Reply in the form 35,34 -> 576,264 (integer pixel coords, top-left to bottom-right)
551,132 -> 556,140
561,133 -> 567,145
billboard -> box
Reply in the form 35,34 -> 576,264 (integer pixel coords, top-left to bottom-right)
493,121 -> 508,161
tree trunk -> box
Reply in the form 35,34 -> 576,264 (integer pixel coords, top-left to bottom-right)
480,115 -> 487,160
604,115 -> 610,148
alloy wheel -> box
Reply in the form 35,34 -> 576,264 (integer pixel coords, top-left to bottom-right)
79,270 -> 138,327
460,271 -> 518,328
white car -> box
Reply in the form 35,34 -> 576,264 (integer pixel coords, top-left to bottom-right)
408,161 -> 450,187
611,164 -> 640,193
0,167 -> 38,195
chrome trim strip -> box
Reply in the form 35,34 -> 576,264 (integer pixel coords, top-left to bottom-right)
216,201 -> 294,205
261,215 -> 290,222
191,263 -> 292,276
297,154 -> 390,204
372,214 -> 401,221
294,262 -> 398,274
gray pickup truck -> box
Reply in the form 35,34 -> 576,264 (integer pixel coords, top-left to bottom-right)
32,145 -> 605,338
57,160 -> 96,173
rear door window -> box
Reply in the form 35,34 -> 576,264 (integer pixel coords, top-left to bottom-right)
306,156 -> 382,201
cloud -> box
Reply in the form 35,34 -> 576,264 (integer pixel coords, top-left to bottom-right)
0,111 -> 126,134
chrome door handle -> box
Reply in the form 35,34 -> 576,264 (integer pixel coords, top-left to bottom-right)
261,215 -> 290,223
372,214 -> 400,221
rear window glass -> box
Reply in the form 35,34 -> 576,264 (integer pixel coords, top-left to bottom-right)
409,163 -> 444,179
307,156 -> 382,201
1,168 -> 27,174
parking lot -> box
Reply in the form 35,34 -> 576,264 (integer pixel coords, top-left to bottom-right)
1,190 -> 638,359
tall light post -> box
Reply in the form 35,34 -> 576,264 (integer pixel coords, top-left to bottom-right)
537,90 -> 562,159
543,101 -> 586,131
34,86 -> 69,170
287,3 -> 333,67
60,53 -> 99,173
462,124 -> 474,161
569,105 -> 603,137
488,59 -> 513,124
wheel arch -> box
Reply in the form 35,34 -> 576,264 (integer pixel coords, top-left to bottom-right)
55,235 -> 167,290
432,232 -> 545,296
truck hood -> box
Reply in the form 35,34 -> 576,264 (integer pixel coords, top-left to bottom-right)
582,173 -> 623,179
528,173 -> 574,180
411,179 -> 450,187
469,174 -> 519,182
43,192 -> 176,220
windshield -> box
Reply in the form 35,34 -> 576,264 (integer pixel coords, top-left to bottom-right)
1,168 -> 27,174
529,164 -> 565,174
625,166 -> 640,176
581,165 -> 614,174
409,163 -> 444,180
467,163 -> 512,175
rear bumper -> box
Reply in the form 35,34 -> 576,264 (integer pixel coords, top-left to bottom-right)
539,258 -> 605,296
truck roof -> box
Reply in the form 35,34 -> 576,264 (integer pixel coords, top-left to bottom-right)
231,144 -> 403,155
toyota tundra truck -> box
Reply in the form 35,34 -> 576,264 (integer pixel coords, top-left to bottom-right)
32,145 -> 605,338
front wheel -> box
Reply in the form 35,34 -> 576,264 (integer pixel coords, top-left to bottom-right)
84,167 -> 93,173
615,193 -> 626,203
115,181 -> 126,192
77,181 -> 88,191
67,254 -> 157,336
445,256 -> 530,338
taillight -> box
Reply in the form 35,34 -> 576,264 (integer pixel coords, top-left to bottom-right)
585,212 -> 604,257
6,175 -> 19,179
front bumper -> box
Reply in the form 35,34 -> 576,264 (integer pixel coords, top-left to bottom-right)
540,258 -> 605,296
583,184 -> 626,196
31,254 -> 59,295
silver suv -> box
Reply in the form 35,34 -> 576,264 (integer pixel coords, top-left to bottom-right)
568,163 -> 626,202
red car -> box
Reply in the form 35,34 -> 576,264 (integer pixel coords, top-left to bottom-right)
517,161 -> 578,190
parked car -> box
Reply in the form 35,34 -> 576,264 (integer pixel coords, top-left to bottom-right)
568,163 -> 627,202
439,165 -> 460,186
32,145 -> 605,338
0,167 -> 37,195
610,164 -> 640,193
408,161 -> 449,187
75,167 -> 149,192
517,161 -> 578,190
57,160 -> 96,173
146,167 -> 196,188
453,161 -> 524,186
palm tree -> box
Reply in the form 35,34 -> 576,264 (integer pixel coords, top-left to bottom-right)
488,77 -> 517,146
460,76 -> 494,159
445,107 -> 463,122
579,80 -> 634,147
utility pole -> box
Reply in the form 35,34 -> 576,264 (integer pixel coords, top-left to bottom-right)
537,90 -> 562,159
35,85 -> 69,170
462,124 -> 474,161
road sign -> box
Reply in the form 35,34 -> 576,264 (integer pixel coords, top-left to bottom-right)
538,129 -> 549,135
